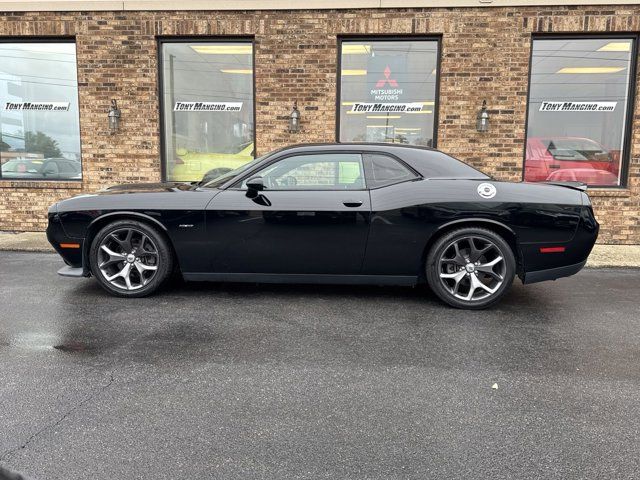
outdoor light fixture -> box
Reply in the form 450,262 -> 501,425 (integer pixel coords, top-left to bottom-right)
476,100 -> 489,132
289,101 -> 301,133
108,99 -> 121,135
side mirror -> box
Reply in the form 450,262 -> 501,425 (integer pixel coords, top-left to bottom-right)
245,176 -> 265,199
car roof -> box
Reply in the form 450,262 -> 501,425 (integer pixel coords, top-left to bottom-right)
268,142 -> 436,155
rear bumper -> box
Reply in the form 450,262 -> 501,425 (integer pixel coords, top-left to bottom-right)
522,259 -> 587,285
519,205 -> 598,283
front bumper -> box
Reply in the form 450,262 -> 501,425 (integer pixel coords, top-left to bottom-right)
57,265 -> 85,277
46,211 -> 86,272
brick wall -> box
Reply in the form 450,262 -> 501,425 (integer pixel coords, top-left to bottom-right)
0,6 -> 639,243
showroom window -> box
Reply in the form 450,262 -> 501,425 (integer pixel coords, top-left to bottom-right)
0,40 -> 82,181
160,39 -> 255,182
338,38 -> 440,147
524,36 -> 637,187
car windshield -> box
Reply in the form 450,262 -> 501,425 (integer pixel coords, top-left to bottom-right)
199,153 -> 269,189
542,139 -> 610,161
1,159 -> 44,174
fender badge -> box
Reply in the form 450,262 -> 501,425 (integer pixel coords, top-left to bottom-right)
477,183 -> 497,199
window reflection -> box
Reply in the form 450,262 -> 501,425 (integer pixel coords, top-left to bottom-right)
524,38 -> 634,187
161,42 -> 255,182
0,42 -> 81,180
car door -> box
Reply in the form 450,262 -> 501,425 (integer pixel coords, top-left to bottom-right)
360,152 -> 424,276
205,152 -> 371,275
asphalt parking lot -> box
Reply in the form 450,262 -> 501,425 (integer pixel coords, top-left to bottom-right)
1,251 -> 639,479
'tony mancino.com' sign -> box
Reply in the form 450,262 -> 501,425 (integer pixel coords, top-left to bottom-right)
4,102 -> 70,111
539,101 -> 617,112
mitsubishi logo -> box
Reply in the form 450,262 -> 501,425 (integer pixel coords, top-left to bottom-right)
375,66 -> 399,88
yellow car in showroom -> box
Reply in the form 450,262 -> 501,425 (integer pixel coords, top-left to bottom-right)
170,143 -> 254,182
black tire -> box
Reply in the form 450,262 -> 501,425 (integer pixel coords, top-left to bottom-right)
426,227 -> 516,309
89,219 -> 174,298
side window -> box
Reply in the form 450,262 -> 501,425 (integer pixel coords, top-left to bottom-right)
244,153 -> 365,190
58,161 -> 77,174
364,154 -> 418,188
42,161 -> 59,176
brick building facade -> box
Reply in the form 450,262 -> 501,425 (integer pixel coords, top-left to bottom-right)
0,1 -> 639,243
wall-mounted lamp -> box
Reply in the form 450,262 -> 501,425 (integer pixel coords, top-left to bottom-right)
476,100 -> 489,132
289,101 -> 301,133
108,99 -> 121,135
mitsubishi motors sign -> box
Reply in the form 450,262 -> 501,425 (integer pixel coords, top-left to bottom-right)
367,55 -> 407,102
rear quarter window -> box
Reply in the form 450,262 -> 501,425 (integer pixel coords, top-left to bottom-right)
364,154 -> 418,188
402,150 -> 490,179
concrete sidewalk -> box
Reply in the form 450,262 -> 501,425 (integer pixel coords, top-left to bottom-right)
1,230 -> 639,268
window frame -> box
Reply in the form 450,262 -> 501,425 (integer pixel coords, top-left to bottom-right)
231,151 -> 367,191
522,33 -> 639,189
335,35 -> 443,148
0,36 -> 82,182
157,36 -> 257,182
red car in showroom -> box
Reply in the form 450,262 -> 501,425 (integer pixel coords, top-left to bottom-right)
524,136 -> 620,186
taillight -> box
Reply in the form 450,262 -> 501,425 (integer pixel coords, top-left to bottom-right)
539,246 -> 566,254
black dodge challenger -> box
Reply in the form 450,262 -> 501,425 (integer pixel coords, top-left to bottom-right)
47,143 -> 599,309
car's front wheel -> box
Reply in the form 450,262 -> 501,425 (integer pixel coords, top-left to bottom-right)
89,220 -> 173,297
426,227 -> 515,309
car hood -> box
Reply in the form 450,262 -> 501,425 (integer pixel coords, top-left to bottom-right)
97,182 -> 195,194
51,181 -> 216,214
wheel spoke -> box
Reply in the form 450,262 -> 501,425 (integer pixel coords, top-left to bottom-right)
479,269 -> 503,282
474,274 -> 498,294
464,274 -> 480,300
440,270 -> 466,295
111,229 -> 133,252
123,264 -> 133,290
478,256 -> 503,269
469,238 -> 492,262
105,263 -> 130,282
476,256 -> 504,281
134,261 -> 157,274
99,245 -> 126,268
449,241 -> 467,266
139,234 -> 152,253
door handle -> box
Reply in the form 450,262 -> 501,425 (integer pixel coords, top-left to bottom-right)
549,164 -> 560,169
343,200 -> 363,208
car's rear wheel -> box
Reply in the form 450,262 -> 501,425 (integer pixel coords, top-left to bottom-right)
426,227 -> 515,309
89,220 -> 173,297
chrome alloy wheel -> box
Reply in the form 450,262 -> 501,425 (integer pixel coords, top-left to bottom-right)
97,228 -> 159,291
437,236 -> 506,302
